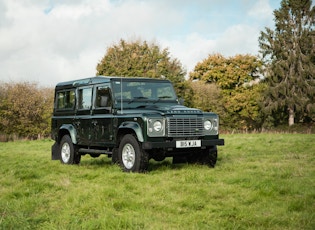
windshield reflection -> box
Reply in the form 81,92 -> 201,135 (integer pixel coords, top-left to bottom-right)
111,80 -> 177,104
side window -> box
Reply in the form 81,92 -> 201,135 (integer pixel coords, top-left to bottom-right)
95,86 -> 112,108
78,87 -> 92,110
56,90 -> 75,109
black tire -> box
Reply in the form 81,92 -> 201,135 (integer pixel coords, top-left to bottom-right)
208,148 -> 217,167
118,134 -> 149,172
202,147 -> 217,167
187,147 -> 217,167
59,135 -> 81,164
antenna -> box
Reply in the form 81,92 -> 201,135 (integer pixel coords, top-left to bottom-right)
120,77 -> 123,114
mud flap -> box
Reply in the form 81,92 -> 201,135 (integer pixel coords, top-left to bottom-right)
51,142 -> 60,160
111,148 -> 119,164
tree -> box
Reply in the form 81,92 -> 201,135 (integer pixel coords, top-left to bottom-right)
96,39 -> 189,99
0,82 -> 53,140
190,54 -> 264,130
96,39 -> 189,101
259,0 -> 315,126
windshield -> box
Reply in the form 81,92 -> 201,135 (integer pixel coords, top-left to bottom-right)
111,79 -> 177,107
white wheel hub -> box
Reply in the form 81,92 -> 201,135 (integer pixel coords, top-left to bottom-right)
122,143 -> 136,169
61,142 -> 71,163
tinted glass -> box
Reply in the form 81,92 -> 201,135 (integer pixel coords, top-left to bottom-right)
112,80 -> 176,101
78,88 -> 92,110
56,90 -> 75,109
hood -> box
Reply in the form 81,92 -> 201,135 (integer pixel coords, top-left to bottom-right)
119,104 -> 203,115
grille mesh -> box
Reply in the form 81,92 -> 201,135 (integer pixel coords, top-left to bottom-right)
167,117 -> 203,137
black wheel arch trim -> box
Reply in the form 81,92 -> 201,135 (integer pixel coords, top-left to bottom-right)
59,124 -> 78,144
118,121 -> 144,142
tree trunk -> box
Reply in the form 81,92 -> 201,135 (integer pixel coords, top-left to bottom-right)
288,107 -> 295,126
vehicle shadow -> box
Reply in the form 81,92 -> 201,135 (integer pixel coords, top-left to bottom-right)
79,156 -> 188,172
79,156 -> 112,167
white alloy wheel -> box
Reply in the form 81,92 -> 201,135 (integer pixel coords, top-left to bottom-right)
61,142 -> 71,163
122,143 -> 136,169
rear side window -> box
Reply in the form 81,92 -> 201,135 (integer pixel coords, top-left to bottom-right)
78,87 -> 92,110
56,90 -> 75,109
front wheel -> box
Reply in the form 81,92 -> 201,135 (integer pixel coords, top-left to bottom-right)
118,134 -> 149,172
60,135 -> 81,164
202,146 -> 217,167
186,146 -> 217,167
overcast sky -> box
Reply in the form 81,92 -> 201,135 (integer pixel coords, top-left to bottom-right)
0,0 -> 281,87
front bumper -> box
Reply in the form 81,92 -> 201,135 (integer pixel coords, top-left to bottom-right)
142,138 -> 224,150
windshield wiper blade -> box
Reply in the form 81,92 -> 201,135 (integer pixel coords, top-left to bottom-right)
128,96 -> 148,104
154,96 -> 174,103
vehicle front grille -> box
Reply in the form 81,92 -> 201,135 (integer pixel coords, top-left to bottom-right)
167,117 -> 204,137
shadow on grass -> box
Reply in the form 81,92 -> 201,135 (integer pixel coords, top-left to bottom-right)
79,155 -> 187,172
79,155 -> 221,173
79,156 -> 112,167
148,159 -> 187,172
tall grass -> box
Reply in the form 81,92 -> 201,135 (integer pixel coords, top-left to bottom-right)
0,134 -> 314,229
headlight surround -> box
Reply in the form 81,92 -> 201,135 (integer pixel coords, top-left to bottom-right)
203,117 -> 219,135
147,118 -> 165,137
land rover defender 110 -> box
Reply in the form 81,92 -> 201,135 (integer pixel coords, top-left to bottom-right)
51,76 -> 224,172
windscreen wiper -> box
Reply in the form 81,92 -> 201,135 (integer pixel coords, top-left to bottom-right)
153,96 -> 174,103
128,96 -> 149,104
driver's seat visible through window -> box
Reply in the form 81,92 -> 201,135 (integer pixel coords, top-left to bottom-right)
95,86 -> 112,108
100,96 -> 108,107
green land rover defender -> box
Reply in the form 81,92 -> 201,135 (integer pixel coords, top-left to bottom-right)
51,76 -> 224,172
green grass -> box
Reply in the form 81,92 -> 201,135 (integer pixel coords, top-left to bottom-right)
0,134 -> 314,229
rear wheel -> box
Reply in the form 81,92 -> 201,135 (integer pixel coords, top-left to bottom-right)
118,134 -> 149,172
60,135 -> 81,164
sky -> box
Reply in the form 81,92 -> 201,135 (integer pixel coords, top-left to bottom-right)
0,0 -> 281,87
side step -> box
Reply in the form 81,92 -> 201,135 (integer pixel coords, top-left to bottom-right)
78,148 -> 112,155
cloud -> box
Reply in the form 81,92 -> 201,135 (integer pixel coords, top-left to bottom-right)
0,0 -> 280,86
248,0 -> 274,20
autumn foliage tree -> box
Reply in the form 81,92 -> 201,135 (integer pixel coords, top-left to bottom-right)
189,81 -> 223,113
259,0 -> 315,126
0,82 -> 53,140
190,54 -> 264,130
96,39 -> 193,104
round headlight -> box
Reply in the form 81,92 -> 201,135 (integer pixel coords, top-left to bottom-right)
153,120 -> 162,132
204,120 -> 213,130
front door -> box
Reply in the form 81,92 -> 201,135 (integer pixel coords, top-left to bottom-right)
91,84 -> 115,147
75,86 -> 93,146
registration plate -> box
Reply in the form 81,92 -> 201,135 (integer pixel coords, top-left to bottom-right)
176,140 -> 201,148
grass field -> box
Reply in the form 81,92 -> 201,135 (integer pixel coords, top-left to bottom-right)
0,134 -> 314,229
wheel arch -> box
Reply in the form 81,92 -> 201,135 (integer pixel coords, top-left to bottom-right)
117,121 -> 144,144
58,124 -> 78,144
